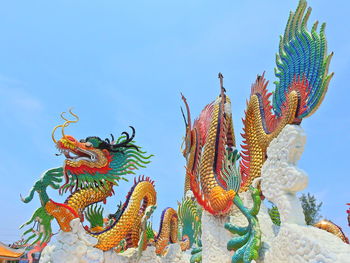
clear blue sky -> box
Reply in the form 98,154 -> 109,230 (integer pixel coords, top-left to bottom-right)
0,0 -> 349,244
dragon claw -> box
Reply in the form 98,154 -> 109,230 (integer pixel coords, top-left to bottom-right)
20,207 -> 53,246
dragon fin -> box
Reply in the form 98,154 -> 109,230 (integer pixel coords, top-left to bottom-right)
273,0 -> 333,118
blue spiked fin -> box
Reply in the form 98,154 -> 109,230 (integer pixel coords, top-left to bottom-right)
273,0 -> 333,118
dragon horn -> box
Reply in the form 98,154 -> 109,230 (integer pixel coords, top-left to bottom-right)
110,126 -> 136,150
52,112 -> 67,143
52,123 -> 66,144
60,112 -> 69,122
180,93 -> 191,130
52,109 -> 79,143
61,108 -> 79,137
180,106 -> 188,127
218,72 -> 226,98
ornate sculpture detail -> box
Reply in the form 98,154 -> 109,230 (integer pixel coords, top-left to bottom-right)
240,0 -> 333,191
261,125 -> 307,225
182,0 -> 333,216
21,110 -> 191,259
181,76 -> 237,216
225,187 -> 262,263
181,1 -> 334,262
262,125 -> 350,263
18,1 -> 344,262
177,197 -> 202,247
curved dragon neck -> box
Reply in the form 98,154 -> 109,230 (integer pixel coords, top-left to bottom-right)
240,77 -> 299,192
188,94 -> 236,215
199,99 -> 223,194
46,183 -> 114,232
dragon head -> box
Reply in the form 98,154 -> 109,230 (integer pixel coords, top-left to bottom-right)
57,135 -> 112,174
52,110 -> 152,193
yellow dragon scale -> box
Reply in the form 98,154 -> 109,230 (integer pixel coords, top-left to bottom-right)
240,90 -> 299,192
67,183 -> 114,218
91,181 -> 156,251
184,91 -> 236,215
155,207 -> 179,254
183,76 -> 302,214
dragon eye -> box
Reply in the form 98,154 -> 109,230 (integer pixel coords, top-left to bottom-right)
85,142 -> 93,147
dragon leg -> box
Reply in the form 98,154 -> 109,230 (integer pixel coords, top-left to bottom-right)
225,187 -> 262,263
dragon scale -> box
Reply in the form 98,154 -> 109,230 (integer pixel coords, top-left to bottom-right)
183,86 -> 236,215
47,177 -> 157,251
155,207 -> 181,254
239,75 -> 300,191
90,179 -> 156,251
66,182 -> 114,219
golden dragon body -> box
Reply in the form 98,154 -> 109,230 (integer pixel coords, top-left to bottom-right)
22,112 -> 184,253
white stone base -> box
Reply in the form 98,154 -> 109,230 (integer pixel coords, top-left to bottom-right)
259,125 -> 350,263
40,219 -> 191,263
40,218 -> 104,263
201,210 -> 232,263
264,223 -> 350,263
104,244 -> 191,263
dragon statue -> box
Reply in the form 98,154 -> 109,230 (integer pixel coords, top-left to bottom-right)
18,1 -> 337,262
20,111 -> 186,255
84,198 -> 191,255
181,0 -> 333,262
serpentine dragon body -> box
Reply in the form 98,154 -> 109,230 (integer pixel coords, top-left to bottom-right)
21,113 -> 182,254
